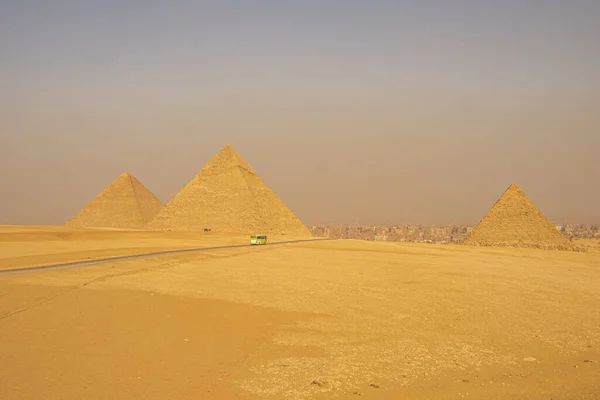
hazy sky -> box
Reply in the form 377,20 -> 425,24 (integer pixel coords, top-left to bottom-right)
1,1 -> 599,226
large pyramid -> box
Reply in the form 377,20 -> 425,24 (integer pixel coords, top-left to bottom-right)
66,173 -> 164,229
147,144 -> 312,236
463,184 -> 575,251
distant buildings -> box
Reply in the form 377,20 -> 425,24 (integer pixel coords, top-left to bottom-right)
310,223 -> 599,243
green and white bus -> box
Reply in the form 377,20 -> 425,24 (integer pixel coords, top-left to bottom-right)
250,235 -> 268,245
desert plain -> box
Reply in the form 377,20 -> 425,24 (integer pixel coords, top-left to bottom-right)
1,226 -> 600,399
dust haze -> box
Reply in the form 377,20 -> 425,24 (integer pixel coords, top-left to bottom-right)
1,2 -> 600,400
1,2 -> 599,226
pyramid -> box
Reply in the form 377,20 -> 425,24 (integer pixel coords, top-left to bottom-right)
147,144 -> 312,236
66,173 -> 164,229
463,184 -> 575,251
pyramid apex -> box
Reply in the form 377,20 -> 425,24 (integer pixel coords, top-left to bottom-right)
221,144 -> 241,155
119,172 -> 133,178
201,144 -> 254,174
503,183 -> 526,196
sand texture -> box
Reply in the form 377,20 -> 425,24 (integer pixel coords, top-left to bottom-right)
0,226 -> 276,270
1,228 -> 600,399
147,145 -> 312,236
463,184 -> 576,251
65,173 -> 164,230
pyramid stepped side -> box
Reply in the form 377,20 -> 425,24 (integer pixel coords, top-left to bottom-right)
148,168 -> 254,231
463,184 -> 574,251
147,145 -> 312,236
148,167 -> 312,236
129,176 -> 165,224
66,173 -> 164,230
240,170 -> 312,236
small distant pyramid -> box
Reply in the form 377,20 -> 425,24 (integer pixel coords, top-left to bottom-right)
463,184 -> 575,251
147,144 -> 312,236
66,173 -> 164,229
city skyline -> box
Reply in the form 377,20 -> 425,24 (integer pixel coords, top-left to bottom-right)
310,223 -> 599,244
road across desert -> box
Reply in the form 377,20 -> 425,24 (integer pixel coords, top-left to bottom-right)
0,237 -> 327,275
1,227 -> 600,399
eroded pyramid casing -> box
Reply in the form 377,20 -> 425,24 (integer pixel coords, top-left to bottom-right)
66,173 -> 164,229
147,145 -> 312,236
463,184 -> 575,251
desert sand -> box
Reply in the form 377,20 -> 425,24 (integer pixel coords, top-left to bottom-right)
1,226 -> 600,399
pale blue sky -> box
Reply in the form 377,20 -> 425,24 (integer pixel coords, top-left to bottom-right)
1,1 -> 599,225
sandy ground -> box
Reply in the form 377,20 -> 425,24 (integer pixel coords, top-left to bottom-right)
0,225 -> 306,270
1,227 -> 600,399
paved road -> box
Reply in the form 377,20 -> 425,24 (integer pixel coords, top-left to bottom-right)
0,238 -> 328,275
